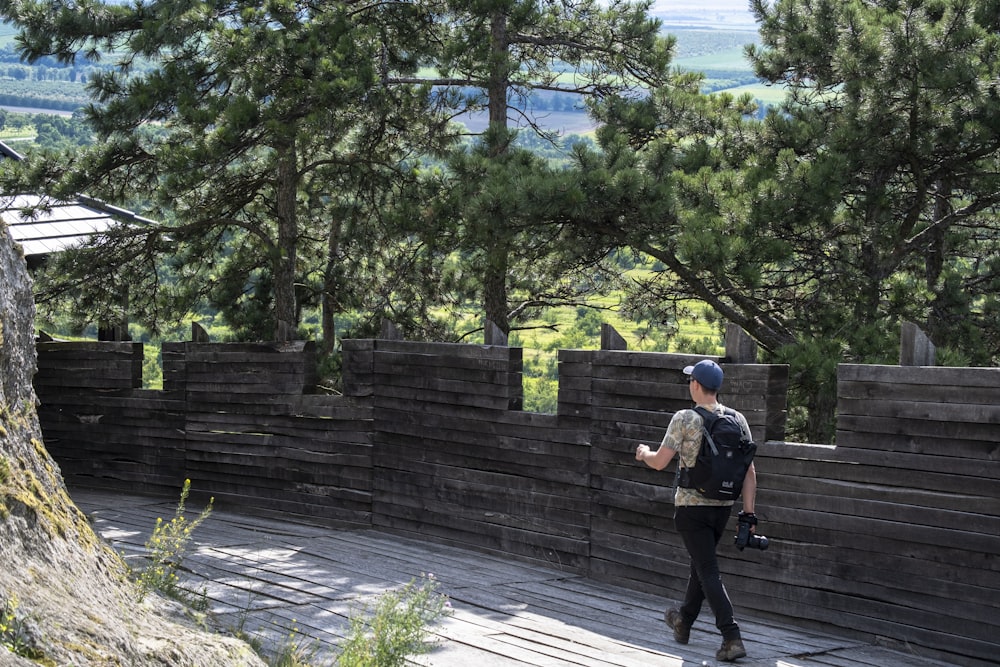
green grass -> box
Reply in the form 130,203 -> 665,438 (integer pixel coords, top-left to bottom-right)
675,46 -> 753,71
722,82 -> 790,107
0,126 -> 35,140
514,303 -> 721,354
511,299 -> 724,414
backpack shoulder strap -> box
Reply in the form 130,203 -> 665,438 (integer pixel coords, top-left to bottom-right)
719,406 -> 753,442
693,405 -> 716,424
692,406 -> 719,456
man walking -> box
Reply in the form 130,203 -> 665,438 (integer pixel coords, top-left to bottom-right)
635,359 -> 757,662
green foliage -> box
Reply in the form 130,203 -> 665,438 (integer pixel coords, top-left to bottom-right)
0,80 -> 88,111
573,0 -> 1000,440
123,482 -> 451,667
9,1 -> 1000,445
523,375 -> 558,414
413,0 -> 681,334
671,334 -> 721,355
135,479 -> 213,607
336,574 -> 451,667
771,338 -> 842,444
140,343 -> 163,390
3,0 -> 462,346
264,622 -> 320,667
0,594 -> 47,662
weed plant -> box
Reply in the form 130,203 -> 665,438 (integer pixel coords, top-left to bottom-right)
266,621 -> 321,667
135,478 -> 213,607
0,594 -> 48,663
336,574 -> 452,667
132,483 -> 451,667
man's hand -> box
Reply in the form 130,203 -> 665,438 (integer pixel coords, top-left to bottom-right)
635,444 -> 650,462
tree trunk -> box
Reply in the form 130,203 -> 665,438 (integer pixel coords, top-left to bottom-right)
483,10 -> 512,333
273,142 -> 300,342
484,247 -> 510,333
487,11 -> 509,155
321,215 -> 343,357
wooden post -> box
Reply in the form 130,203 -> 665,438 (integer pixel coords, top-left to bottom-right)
97,319 -> 130,341
379,319 -> 402,340
600,323 -> 628,350
725,323 -> 757,363
899,322 -> 936,366
191,322 -> 210,342
98,289 -> 131,341
484,319 -> 508,346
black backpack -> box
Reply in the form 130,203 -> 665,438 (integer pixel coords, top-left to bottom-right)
676,406 -> 757,501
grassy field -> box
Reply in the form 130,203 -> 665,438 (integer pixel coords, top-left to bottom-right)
674,45 -> 754,71
505,264 -> 725,412
512,300 -> 723,413
0,127 -> 35,139
722,82 -> 789,107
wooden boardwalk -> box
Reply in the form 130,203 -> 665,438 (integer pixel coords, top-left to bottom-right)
72,488 -> 962,667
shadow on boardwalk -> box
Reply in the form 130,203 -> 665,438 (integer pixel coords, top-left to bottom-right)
73,488 -> 962,667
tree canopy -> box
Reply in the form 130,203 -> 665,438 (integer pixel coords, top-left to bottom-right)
2,0 -> 458,343
406,0 -> 679,334
3,0 -> 1000,441
588,0 -> 1000,439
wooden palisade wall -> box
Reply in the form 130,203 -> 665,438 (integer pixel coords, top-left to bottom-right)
33,335 -> 999,666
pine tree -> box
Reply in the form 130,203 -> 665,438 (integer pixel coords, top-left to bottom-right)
407,0 -> 676,334
588,0 -> 1000,440
1,0 -> 456,343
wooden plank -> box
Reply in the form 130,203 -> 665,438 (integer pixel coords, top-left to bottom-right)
75,488 -> 977,667
372,480 -> 591,540
589,350 -> 708,370
373,439 -> 589,488
374,464 -> 589,512
182,360 -> 313,374
373,507 -> 590,573
371,372 -> 514,399
838,379 -> 1000,404
759,444 -> 1000,489
761,468 -> 998,513
373,411 -> 588,453
755,504 -> 1000,558
837,396 -> 1000,423
183,444 -> 373,476
372,339 -> 514,359
180,340 -> 314,357
838,363 -> 1000,388
835,414 -> 999,447
374,383 -> 512,410
370,398 -> 567,431
374,349 -> 516,372
727,529 -> 1000,605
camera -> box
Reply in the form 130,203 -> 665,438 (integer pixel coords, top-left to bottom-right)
734,512 -> 768,551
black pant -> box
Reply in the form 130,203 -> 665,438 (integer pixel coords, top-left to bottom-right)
674,504 -> 741,641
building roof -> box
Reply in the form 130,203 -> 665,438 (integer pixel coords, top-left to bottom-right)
1,192 -> 155,257
0,140 -> 155,258
0,141 -> 25,162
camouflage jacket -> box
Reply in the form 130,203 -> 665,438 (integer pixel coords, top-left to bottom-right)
660,402 -> 752,507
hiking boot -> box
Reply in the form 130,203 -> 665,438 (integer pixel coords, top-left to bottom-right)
717,637 -> 747,662
664,609 -> 690,644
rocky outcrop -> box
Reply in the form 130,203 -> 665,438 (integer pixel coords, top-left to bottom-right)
0,225 -> 264,665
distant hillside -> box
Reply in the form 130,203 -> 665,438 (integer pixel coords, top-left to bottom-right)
0,16 -> 771,128
651,0 -> 757,30
0,21 -> 16,45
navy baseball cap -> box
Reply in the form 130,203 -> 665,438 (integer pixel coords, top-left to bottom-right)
683,359 -> 723,391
